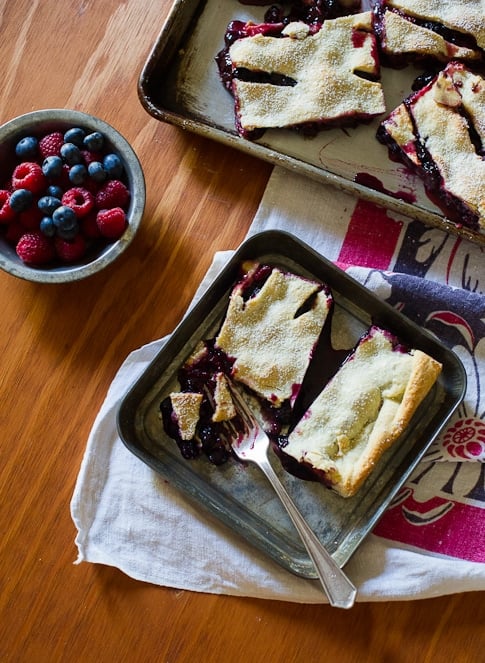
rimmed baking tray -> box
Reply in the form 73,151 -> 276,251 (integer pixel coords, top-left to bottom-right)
138,0 -> 485,247
117,231 -> 466,577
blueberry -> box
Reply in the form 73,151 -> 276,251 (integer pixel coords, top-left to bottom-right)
42,155 -> 63,179
60,142 -> 82,165
103,153 -> 123,178
9,188 -> 33,212
38,195 -> 61,216
83,131 -> 104,152
57,222 -> 79,240
39,216 -> 56,237
68,163 -> 87,185
15,136 -> 38,159
52,205 -> 77,230
64,127 -> 86,147
47,184 -> 63,199
87,161 -> 107,182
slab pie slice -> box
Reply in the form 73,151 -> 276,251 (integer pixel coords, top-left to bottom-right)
372,0 -> 485,65
283,326 -> 442,497
215,262 -> 333,407
225,12 -> 385,138
377,60 -> 485,231
162,263 -> 332,464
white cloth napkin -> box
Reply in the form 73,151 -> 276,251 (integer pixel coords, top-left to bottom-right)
71,168 -> 485,602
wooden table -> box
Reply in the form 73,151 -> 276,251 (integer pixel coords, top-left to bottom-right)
0,2 -> 483,661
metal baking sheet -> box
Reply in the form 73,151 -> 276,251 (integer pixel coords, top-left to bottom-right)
138,0 -> 485,247
117,230 -> 466,577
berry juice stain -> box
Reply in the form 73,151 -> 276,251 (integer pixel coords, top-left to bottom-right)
354,172 -> 416,204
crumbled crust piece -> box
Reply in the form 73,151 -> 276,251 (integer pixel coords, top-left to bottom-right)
212,372 -> 236,422
229,12 -> 385,134
281,21 -> 310,40
285,327 -> 442,497
170,392 -> 203,440
215,264 -> 332,406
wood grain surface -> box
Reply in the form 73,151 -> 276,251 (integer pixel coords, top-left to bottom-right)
0,2 -> 483,662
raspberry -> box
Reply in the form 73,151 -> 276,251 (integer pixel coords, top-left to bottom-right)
0,190 -> 15,224
55,234 -> 86,263
96,207 -> 127,238
61,187 -> 95,218
16,231 -> 55,265
95,179 -> 130,210
39,132 -> 64,159
12,162 -> 46,194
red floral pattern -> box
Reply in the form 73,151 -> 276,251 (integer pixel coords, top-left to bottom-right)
442,418 -> 485,460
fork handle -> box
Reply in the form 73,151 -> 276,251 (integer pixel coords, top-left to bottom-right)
259,457 -> 357,609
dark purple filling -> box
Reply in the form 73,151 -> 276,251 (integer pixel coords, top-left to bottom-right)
233,67 -> 298,87
238,1 -> 354,24
262,0 -> 350,25
354,172 -> 417,204
177,339 -> 233,393
236,262 -> 273,301
160,338 -> 292,464
161,340 -> 237,465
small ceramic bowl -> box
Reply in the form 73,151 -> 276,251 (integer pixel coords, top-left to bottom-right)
0,109 -> 145,283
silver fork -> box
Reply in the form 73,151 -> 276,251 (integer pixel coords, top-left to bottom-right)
224,381 -> 357,609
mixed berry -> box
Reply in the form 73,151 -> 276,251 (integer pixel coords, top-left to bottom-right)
0,126 -> 131,267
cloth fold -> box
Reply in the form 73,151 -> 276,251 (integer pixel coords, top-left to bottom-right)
71,168 -> 485,602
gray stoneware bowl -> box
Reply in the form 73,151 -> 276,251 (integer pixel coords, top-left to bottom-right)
0,109 -> 145,283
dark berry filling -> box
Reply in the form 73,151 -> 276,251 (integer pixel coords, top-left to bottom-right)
236,262 -> 273,301
274,441 -> 333,484
161,340 -> 237,465
259,1 -> 353,25
233,67 -> 298,87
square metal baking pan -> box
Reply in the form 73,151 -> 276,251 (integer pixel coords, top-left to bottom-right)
138,0 -> 485,247
117,231 -> 466,577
